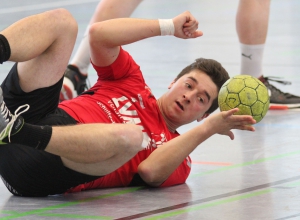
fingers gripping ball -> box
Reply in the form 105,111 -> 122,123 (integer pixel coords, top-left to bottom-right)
218,75 -> 270,123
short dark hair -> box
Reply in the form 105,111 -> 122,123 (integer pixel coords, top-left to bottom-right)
175,58 -> 230,113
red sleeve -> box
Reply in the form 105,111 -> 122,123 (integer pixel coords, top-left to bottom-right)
159,156 -> 192,187
91,47 -> 142,81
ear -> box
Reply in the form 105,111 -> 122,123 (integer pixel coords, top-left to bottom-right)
168,80 -> 176,89
196,113 -> 209,122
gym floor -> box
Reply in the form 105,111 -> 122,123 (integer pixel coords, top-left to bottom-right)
0,0 -> 300,219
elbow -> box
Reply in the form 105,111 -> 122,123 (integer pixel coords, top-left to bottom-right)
138,163 -> 164,187
89,23 -> 104,47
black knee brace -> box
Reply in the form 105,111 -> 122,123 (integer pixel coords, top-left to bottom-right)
0,34 -> 11,64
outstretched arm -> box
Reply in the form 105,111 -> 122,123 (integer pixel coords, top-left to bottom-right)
138,108 -> 256,186
89,11 -> 203,67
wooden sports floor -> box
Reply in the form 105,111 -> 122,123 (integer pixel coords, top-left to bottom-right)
0,0 -> 300,219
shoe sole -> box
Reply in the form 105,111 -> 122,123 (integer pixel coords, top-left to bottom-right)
59,77 -> 78,101
269,104 -> 300,110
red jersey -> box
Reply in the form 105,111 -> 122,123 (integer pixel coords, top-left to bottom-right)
59,48 -> 191,192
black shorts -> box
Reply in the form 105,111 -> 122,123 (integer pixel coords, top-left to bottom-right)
0,63 -> 101,197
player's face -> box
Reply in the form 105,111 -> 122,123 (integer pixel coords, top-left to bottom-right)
163,69 -> 218,126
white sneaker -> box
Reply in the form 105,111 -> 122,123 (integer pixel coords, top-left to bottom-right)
0,87 -> 29,143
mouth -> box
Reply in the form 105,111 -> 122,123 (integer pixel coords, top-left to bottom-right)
176,101 -> 184,111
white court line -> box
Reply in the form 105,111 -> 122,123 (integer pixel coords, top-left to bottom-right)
0,0 -> 99,14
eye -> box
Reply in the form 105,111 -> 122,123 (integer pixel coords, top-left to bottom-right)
198,97 -> 204,103
185,83 -> 192,89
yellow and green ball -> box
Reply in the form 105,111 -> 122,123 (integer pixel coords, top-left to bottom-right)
218,75 -> 270,123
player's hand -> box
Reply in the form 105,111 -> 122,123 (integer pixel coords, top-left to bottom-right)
203,108 -> 256,140
172,11 -> 203,39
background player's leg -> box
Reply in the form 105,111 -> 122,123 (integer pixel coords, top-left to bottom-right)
61,0 -> 142,101
236,0 -> 300,106
236,0 -> 270,78
70,0 -> 142,74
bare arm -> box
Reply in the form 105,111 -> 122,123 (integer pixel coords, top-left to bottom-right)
88,10 -> 206,183
89,18 -> 159,67
89,11 -> 203,67
138,108 -> 256,186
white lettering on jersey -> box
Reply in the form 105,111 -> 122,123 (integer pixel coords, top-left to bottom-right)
119,102 -> 138,116
150,132 -> 168,148
97,101 -> 115,123
111,96 -> 151,149
137,94 -> 145,109
112,96 -> 127,108
131,97 -> 137,103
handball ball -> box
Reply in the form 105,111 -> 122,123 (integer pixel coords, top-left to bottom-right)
218,75 -> 270,123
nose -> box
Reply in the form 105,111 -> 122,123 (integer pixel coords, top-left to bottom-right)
183,94 -> 191,103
